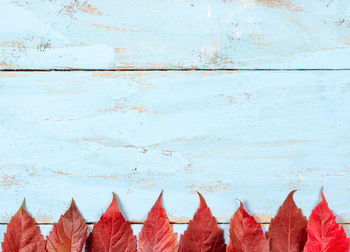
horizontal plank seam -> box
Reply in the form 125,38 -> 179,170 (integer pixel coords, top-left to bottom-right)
1,68 -> 350,72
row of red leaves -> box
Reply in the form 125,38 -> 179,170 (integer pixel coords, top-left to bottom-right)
2,190 -> 349,252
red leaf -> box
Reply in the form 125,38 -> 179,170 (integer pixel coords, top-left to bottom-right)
179,192 -> 226,252
2,201 -> 45,252
138,192 -> 178,252
267,190 -> 307,252
227,201 -> 269,252
46,200 -> 88,252
86,193 -> 136,252
304,190 -> 350,252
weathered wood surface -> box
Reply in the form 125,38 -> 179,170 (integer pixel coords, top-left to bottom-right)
1,0 -> 350,69
0,70 -> 349,224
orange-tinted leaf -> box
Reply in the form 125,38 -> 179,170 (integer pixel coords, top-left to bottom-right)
138,192 -> 178,252
267,190 -> 307,252
2,201 -> 45,252
227,201 -> 269,252
179,193 -> 226,252
86,193 -> 136,252
304,190 -> 350,252
46,200 -> 88,252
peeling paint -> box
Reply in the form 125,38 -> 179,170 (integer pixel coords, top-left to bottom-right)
114,48 -> 127,53
0,62 -> 10,68
93,24 -> 128,32
0,175 -> 19,188
0,72 -> 17,77
60,0 -> 102,17
254,0 -> 303,12
162,150 -> 174,156
189,180 -> 230,193
52,170 -> 72,176
88,175 -> 119,179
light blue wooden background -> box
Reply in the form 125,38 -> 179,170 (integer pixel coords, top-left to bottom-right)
1,0 -> 350,243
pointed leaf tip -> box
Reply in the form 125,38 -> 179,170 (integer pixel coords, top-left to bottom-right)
138,193 -> 178,252
288,189 -> 296,197
197,192 -> 207,207
70,198 -> 77,208
111,193 -> 119,208
156,191 -> 163,203
20,199 -> 25,209
267,190 -> 307,252
227,202 -> 268,252
320,187 -> 326,202
179,193 -> 225,252
86,193 -> 136,252
304,190 -> 349,252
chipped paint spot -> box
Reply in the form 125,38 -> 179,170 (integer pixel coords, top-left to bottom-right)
80,3 -> 102,15
93,23 -> 128,32
189,180 -> 230,193
92,72 -> 114,78
1,41 -> 25,48
88,175 -> 119,179
0,62 -> 10,68
37,42 -> 51,52
184,164 -> 193,173
82,136 -> 127,148
114,48 -> 127,53
33,214 -> 53,223
162,150 -> 174,156
52,170 -> 72,176
255,139 -> 309,146
199,71 -> 240,76
93,24 -> 146,33
99,98 -> 161,114
254,0 -> 303,12
0,72 -> 17,77
138,183 -> 157,190
130,106 -> 147,113
252,214 -> 273,223
60,0 -> 102,17
249,34 -> 269,47
0,175 -> 19,187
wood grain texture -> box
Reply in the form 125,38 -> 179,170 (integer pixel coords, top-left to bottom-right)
0,71 -> 349,224
0,0 -> 350,69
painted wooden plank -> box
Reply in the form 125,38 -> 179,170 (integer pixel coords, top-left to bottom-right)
0,70 -> 350,224
0,0 -> 350,69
